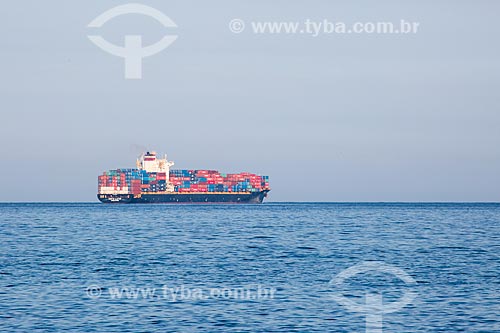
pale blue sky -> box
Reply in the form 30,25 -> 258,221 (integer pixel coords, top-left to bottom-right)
0,1 -> 499,202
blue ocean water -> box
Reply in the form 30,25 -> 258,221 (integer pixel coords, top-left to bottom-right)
0,203 -> 499,332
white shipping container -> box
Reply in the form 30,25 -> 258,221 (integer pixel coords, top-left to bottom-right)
99,186 -> 115,191
100,190 -> 129,195
98,186 -> 130,195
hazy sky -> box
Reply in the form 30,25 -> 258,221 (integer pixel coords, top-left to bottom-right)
1,1 -> 499,202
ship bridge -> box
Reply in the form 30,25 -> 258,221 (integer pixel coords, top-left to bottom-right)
137,151 -> 174,177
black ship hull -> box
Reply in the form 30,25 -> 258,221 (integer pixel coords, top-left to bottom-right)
97,190 -> 269,204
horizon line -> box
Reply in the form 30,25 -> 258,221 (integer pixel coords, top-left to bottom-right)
0,201 -> 498,204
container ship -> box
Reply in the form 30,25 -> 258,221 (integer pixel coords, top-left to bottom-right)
97,152 -> 270,203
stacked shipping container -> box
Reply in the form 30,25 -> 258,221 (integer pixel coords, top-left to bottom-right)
98,169 -> 270,195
